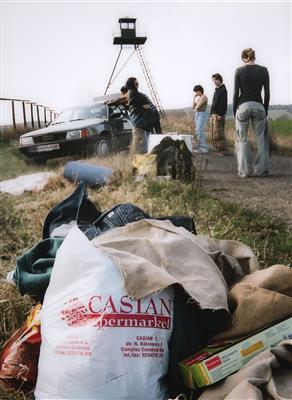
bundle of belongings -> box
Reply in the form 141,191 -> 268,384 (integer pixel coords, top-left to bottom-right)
63,161 -> 114,187
133,136 -> 195,181
1,182 -> 291,400
0,172 -> 56,195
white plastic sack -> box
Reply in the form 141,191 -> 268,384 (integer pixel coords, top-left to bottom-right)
35,227 -> 174,400
0,172 -> 56,195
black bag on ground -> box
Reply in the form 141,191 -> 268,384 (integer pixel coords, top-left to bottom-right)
151,136 -> 195,181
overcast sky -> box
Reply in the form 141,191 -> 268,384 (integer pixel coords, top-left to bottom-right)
1,0 -> 291,119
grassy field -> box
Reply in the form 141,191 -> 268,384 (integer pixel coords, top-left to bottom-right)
269,119 -> 292,136
0,121 -> 291,398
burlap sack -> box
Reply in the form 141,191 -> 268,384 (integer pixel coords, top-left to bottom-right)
212,264 -> 292,340
92,219 -> 258,310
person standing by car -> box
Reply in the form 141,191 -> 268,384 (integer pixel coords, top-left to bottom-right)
192,85 -> 209,153
233,48 -> 270,177
210,73 -> 228,156
125,77 -> 162,155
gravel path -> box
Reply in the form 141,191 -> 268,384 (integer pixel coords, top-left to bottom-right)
198,150 -> 292,226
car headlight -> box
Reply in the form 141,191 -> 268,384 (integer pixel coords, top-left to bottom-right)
20,136 -> 34,146
66,129 -> 89,139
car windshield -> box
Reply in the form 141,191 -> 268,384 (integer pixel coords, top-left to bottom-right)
51,103 -> 107,124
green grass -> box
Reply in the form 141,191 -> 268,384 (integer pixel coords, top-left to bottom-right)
225,119 -> 292,137
269,119 -> 292,137
194,194 -> 291,267
0,143 -> 39,180
0,143 -> 81,181
0,142 -> 66,181
216,119 -> 291,154
144,180 -> 291,268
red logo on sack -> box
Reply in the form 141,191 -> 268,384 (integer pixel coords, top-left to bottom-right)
61,297 -> 89,326
61,295 -> 173,330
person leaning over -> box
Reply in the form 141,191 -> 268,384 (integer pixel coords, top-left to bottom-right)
125,77 -> 161,155
233,48 -> 270,177
192,85 -> 209,153
210,73 -> 228,156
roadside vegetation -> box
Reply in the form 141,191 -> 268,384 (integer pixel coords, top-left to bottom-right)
0,114 -> 291,399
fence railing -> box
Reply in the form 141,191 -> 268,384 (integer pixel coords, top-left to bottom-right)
0,97 -> 58,131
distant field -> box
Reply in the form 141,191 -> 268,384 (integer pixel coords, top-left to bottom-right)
269,119 -> 292,136
162,112 -> 292,153
224,119 -> 292,136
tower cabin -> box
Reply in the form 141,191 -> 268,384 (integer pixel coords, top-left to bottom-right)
113,18 -> 147,45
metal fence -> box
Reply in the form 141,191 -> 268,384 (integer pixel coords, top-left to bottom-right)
0,97 -> 58,131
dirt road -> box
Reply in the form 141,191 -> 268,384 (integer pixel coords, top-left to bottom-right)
199,151 -> 292,226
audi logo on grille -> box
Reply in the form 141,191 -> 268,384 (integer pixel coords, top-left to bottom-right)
43,135 -> 54,141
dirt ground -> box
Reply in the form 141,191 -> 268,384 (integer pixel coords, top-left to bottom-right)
198,150 -> 292,227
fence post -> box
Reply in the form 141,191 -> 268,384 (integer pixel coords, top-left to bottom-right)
30,103 -> 34,128
12,101 -> 16,130
36,105 -> 41,128
0,97 -> 55,133
22,101 -> 27,128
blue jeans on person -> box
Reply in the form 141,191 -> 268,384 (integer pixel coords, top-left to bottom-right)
194,111 -> 209,151
235,102 -> 269,177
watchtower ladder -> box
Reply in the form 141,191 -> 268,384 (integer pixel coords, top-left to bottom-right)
135,45 -> 165,117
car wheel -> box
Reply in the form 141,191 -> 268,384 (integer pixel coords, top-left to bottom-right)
33,158 -> 47,165
97,138 -> 111,156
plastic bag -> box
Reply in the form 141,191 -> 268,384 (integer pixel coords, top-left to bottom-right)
0,304 -> 41,395
35,227 -> 174,399
132,153 -> 157,177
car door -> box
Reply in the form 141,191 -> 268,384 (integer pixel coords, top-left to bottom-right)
119,106 -> 132,147
108,105 -> 132,150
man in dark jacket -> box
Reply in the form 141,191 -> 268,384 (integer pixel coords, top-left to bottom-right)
126,77 -> 162,155
210,73 -> 228,156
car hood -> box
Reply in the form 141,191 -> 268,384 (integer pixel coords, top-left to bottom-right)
20,118 -> 106,137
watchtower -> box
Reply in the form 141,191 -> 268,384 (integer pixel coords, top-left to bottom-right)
105,17 -> 164,116
113,18 -> 146,45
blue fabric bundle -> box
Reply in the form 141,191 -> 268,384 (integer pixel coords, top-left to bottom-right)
64,161 -> 113,187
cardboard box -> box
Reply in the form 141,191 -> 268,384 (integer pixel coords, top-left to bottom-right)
180,317 -> 292,388
147,133 -> 193,153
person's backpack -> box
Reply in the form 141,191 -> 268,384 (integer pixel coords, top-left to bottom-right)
151,136 -> 195,181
